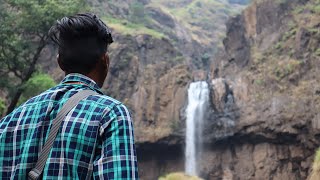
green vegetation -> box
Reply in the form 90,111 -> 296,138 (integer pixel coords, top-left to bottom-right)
159,172 -> 203,180
255,79 -> 264,86
283,28 -> 297,41
311,4 -> 320,14
0,99 -> 6,117
130,2 -> 146,24
273,59 -> 302,81
248,0 -> 320,103
316,149 -> 320,163
172,0 -> 227,17
146,0 -> 246,48
309,149 -> 320,180
170,120 -> 181,132
201,53 -> 211,66
274,42 -> 282,50
315,48 -> 320,56
103,16 -> 165,39
172,56 -> 185,63
18,73 -> 56,105
0,0 -> 86,114
97,0 -> 247,58
300,0 -> 320,15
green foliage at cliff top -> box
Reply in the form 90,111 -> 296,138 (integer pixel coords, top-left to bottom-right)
159,172 -> 203,180
149,0 -> 246,45
98,0 -> 248,46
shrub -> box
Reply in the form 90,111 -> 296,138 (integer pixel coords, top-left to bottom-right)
272,59 -> 302,80
311,5 -> 320,14
315,48 -> 320,56
18,73 -> 56,105
309,149 -> 320,180
201,53 -> 211,66
159,172 -> 203,180
0,98 -> 6,117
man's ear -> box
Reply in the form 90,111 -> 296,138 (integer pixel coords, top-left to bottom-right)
102,53 -> 110,70
57,54 -> 66,72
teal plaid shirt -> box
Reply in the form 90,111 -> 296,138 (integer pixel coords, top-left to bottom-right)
0,73 -> 139,179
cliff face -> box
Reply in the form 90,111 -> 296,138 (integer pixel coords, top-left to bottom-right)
38,0 -> 320,179
204,0 -> 320,179
104,34 -> 190,143
88,2 -> 249,178
79,0 -> 248,144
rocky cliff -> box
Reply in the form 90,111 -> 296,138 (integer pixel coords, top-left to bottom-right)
86,1 -> 249,179
42,0 -> 248,145
204,0 -> 320,179
105,34 -> 190,143
39,0 -> 320,179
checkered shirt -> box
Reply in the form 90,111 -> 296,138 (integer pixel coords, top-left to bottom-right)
0,73 -> 139,179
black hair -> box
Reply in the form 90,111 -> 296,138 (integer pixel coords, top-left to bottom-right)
49,13 -> 113,74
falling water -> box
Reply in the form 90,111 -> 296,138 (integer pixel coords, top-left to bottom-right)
185,81 -> 209,176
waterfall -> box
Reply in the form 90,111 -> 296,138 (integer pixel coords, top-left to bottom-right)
185,81 -> 209,176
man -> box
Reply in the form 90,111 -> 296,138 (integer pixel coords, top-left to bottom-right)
0,13 -> 139,179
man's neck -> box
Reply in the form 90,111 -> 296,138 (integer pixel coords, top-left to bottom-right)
65,72 -> 104,88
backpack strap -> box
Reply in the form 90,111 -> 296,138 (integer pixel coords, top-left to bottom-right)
28,90 -> 98,180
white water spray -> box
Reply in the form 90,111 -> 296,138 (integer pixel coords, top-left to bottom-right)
185,81 -> 209,176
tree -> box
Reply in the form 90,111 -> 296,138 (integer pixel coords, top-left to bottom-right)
18,73 -> 56,105
0,0 -> 87,114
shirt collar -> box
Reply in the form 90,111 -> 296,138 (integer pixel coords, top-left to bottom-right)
60,73 -> 103,94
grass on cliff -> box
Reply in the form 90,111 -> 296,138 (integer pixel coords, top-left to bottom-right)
309,149 -> 320,180
102,16 -> 165,39
246,0 -> 320,102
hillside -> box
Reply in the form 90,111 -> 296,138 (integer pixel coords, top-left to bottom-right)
89,0 -> 249,64
43,0 -> 250,145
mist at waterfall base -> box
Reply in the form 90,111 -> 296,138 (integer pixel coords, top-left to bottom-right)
185,81 -> 209,176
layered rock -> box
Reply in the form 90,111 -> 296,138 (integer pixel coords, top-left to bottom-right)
203,0 -> 320,179
104,34 -> 191,143
38,0 -> 320,179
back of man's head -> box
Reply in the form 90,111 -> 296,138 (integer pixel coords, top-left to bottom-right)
49,13 -> 113,74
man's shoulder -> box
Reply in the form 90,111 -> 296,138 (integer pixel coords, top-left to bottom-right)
0,87 -> 59,125
23,86 -> 124,107
18,87 -> 129,116
86,93 -> 131,120
20,86 -> 61,106
88,93 -> 123,108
